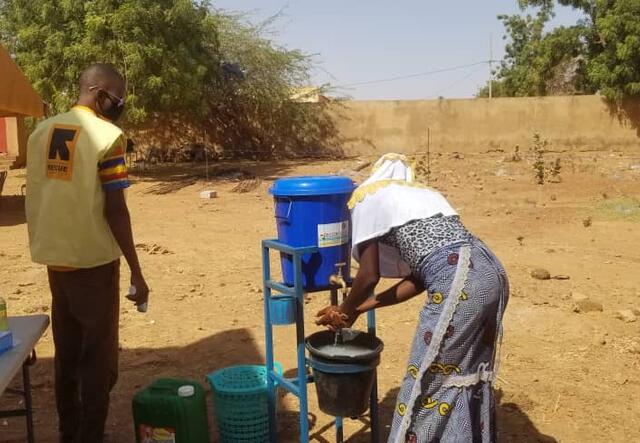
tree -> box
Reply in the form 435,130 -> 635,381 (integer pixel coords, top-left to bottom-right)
477,79 -> 510,98
488,0 -> 640,103
484,2 -> 592,97
0,0 -> 341,158
588,0 -> 640,101
202,11 -> 340,158
0,0 -> 215,122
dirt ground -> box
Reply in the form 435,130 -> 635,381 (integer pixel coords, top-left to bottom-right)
1,148 -> 639,443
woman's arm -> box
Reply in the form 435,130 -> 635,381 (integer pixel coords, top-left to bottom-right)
355,275 -> 425,314
316,239 -> 380,329
339,239 -> 381,318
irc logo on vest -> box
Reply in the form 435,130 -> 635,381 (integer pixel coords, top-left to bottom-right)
46,125 -> 80,181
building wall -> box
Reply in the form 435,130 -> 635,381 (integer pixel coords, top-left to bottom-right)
0,118 -> 7,153
2,117 -> 27,166
336,95 -> 640,156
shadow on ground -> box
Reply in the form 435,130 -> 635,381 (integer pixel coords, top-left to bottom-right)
279,384 -> 557,442
496,389 -> 558,443
0,327 -> 280,443
130,160 -> 321,195
0,195 -> 25,227
1,328 -> 556,443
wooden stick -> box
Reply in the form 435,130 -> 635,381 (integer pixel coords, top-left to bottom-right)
553,394 -> 561,414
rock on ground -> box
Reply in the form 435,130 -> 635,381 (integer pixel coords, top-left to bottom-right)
571,292 -> 589,302
572,299 -> 604,314
531,268 -> 551,280
615,309 -> 638,323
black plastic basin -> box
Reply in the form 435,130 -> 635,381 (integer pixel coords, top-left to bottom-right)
306,329 -> 384,417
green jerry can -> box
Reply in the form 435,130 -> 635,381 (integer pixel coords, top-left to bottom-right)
132,378 -> 210,443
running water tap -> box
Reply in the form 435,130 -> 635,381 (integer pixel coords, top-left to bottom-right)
329,262 -> 348,293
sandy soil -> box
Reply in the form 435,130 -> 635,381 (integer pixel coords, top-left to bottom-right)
1,149 -> 639,442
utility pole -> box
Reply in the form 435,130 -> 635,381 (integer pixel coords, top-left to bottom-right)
427,127 -> 431,186
489,33 -> 493,99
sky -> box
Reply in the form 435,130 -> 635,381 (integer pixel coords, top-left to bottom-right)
212,1 -> 584,100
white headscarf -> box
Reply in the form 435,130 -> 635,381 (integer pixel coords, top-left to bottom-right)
361,154 -> 415,185
350,153 -> 457,278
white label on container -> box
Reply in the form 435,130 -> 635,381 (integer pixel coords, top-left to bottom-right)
318,221 -> 349,248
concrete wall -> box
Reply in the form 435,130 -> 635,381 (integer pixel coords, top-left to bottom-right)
337,95 -> 640,156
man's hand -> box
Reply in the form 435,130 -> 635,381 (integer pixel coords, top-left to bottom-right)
105,189 -> 149,308
126,273 -> 149,306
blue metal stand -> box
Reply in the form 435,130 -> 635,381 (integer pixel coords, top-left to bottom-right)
262,239 -> 380,443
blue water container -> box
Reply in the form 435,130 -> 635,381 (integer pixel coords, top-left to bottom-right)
269,176 -> 355,291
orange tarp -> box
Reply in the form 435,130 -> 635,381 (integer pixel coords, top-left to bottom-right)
0,43 -> 44,118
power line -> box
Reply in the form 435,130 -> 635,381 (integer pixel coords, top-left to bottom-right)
430,65 -> 487,98
337,60 -> 499,88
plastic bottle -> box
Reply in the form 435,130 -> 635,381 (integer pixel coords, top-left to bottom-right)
128,285 -> 147,313
0,297 -> 8,331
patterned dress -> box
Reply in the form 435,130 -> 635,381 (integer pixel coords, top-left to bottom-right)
381,216 -> 509,443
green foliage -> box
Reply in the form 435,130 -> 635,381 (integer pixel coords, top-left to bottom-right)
511,145 -> 522,162
520,1 -> 596,19
588,0 -> 640,102
529,133 -> 561,184
412,155 -> 431,185
531,133 -> 548,184
549,157 -> 562,181
489,0 -> 640,102
594,196 -> 640,222
203,12 -> 339,158
0,0 -> 214,122
0,0 -> 340,158
476,80 -> 510,98
488,4 -> 592,97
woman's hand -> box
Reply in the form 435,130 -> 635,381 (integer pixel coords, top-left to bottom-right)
315,306 -> 350,331
343,310 -> 360,328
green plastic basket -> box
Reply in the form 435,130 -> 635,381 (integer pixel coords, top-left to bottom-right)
207,364 -> 282,443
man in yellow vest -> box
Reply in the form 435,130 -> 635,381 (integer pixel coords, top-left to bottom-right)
26,64 -> 149,443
